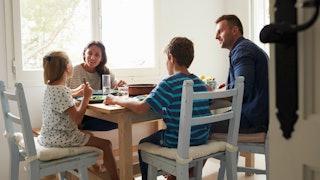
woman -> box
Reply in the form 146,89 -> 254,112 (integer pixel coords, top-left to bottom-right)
68,40 -> 126,90
67,40 -> 126,131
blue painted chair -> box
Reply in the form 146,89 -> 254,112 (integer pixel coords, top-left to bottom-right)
0,81 -> 101,180
236,132 -> 269,179
213,131 -> 269,179
210,97 -> 269,179
138,76 -> 244,180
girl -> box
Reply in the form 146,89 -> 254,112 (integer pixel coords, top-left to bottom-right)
38,51 -> 119,180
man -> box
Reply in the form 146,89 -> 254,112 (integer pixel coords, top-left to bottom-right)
212,14 -> 269,133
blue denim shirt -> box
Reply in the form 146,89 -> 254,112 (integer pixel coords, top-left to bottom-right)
227,37 -> 269,130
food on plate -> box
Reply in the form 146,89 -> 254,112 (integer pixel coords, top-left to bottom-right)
91,95 -> 104,100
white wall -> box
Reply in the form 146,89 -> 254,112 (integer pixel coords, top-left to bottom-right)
0,0 -> 252,179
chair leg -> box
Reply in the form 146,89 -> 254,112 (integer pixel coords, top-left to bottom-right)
77,167 -> 89,180
58,171 -> 67,180
218,161 -> 226,180
225,152 -> 237,180
10,151 -> 20,180
147,164 -> 158,180
265,138 -> 269,180
176,164 -> 189,180
28,162 -> 41,180
193,161 -> 203,179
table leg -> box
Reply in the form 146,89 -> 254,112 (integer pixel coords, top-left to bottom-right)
118,114 -> 133,180
240,152 -> 254,176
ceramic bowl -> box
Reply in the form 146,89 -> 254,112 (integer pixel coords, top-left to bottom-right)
127,84 -> 156,96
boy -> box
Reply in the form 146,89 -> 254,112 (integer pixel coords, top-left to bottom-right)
103,37 -> 212,180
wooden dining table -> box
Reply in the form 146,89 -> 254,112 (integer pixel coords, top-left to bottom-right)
85,103 -> 162,180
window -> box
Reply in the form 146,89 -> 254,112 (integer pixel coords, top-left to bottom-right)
101,0 -> 157,76
250,0 -> 270,55
101,0 -> 155,69
19,0 -> 92,71
6,0 -> 157,86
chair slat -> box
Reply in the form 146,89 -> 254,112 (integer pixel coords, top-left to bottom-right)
7,112 -> 22,125
3,91 -> 18,101
193,88 -> 236,100
191,111 -> 234,126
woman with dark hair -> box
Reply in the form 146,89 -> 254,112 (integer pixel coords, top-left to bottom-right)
67,40 -> 126,131
68,40 -> 125,91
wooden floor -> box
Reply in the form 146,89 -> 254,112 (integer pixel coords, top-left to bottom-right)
40,168 -> 112,180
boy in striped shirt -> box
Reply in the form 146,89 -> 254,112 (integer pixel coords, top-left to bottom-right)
103,37 -> 212,180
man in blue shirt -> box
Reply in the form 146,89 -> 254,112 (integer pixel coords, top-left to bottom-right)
212,14 -> 269,133
103,37 -> 212,180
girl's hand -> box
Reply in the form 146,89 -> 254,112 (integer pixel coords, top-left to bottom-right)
83,83 -> 93,99
71,84 -> 84,97
67,83 -> 92,125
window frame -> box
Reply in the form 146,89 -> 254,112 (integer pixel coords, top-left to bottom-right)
5,0 -> 160,87
249,0 -> 270,55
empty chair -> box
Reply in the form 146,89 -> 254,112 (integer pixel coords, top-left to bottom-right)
138,76 -> 244,180
0,81 -> 101,180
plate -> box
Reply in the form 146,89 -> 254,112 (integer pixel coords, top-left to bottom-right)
92,89 -> 118,95
92,90 -> 103,95
76,95 -> 106,104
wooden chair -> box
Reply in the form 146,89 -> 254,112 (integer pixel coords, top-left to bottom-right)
0,81 -> 101,180
138,76 -> 244,180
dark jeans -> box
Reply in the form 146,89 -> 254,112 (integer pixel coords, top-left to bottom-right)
138,130 -> 164,180
210,120 -> 268,134
81,115 -> 118,131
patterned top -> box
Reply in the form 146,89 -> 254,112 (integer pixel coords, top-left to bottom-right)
38,85 -> 90,147
67,64 -> 117,90
145,72 -> 212,148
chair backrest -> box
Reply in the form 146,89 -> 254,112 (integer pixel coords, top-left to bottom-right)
0,81 -> 37,160
177,76 -> 244,160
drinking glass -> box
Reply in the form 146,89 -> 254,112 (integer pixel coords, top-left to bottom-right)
118,86 -> 129,98
102,74 -> 111,95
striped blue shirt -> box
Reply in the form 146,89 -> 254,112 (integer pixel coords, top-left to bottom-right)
145,72 -> 212,148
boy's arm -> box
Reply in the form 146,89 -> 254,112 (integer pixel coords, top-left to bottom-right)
103,95 -> 151,114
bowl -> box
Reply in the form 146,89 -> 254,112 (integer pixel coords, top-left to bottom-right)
127,84 -> 156,96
